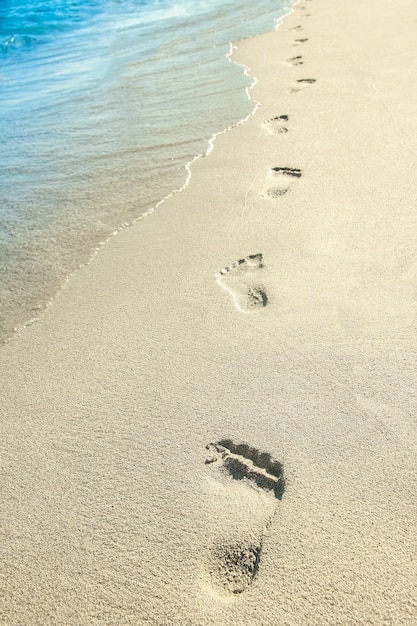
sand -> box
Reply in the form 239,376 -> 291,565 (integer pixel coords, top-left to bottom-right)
1,0 -> 417,623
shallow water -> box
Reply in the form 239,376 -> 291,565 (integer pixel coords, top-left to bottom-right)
0,0 -> 288,342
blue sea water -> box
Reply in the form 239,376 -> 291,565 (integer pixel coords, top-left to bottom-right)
0,0 -> 288,342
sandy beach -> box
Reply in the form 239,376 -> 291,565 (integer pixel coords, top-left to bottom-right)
2,0 -> 417,623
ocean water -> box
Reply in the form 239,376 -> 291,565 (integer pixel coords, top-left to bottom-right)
0,0 -> 288,342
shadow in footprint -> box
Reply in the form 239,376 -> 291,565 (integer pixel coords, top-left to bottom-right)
262,114 -> 289,134
293,38 -> 309,45
205,440 -> 285,594
289,78 -> 316,93
206,440 -> 285,499
286,55 -> 303,66
210,542 -> 262,595
262,166 -> 302,198
216,253 -> 267,312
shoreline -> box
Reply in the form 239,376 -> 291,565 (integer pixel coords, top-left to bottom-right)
1,2 -> 289,347
3,48 -> 257,344
2,0 -> 417,624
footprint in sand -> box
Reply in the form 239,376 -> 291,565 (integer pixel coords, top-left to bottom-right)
289,24 -> 303,31
286,55 -> 304,66
262,114 -> 289,134
205,440 -> 285,594
262,166 -> 302,199
289,78 -> 316,93
216,253 -> 267,312
293,37 -> 309,45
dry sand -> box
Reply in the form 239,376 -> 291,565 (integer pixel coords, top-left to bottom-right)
2,0 -> 417,623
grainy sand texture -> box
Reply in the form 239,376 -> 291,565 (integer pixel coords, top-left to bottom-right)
2,0 -> 417,624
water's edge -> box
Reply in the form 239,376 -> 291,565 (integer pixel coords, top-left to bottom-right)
2,4 -> 293,347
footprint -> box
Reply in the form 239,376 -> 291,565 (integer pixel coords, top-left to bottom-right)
216,253 -> 267,312
205,440 -> 285,594
262,166 -> 302,198
293,37 -> 309,45
262,114 -> 289,134
286,55 -> 303,66
289,78 -> 316,93
289,24 -> 303,31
